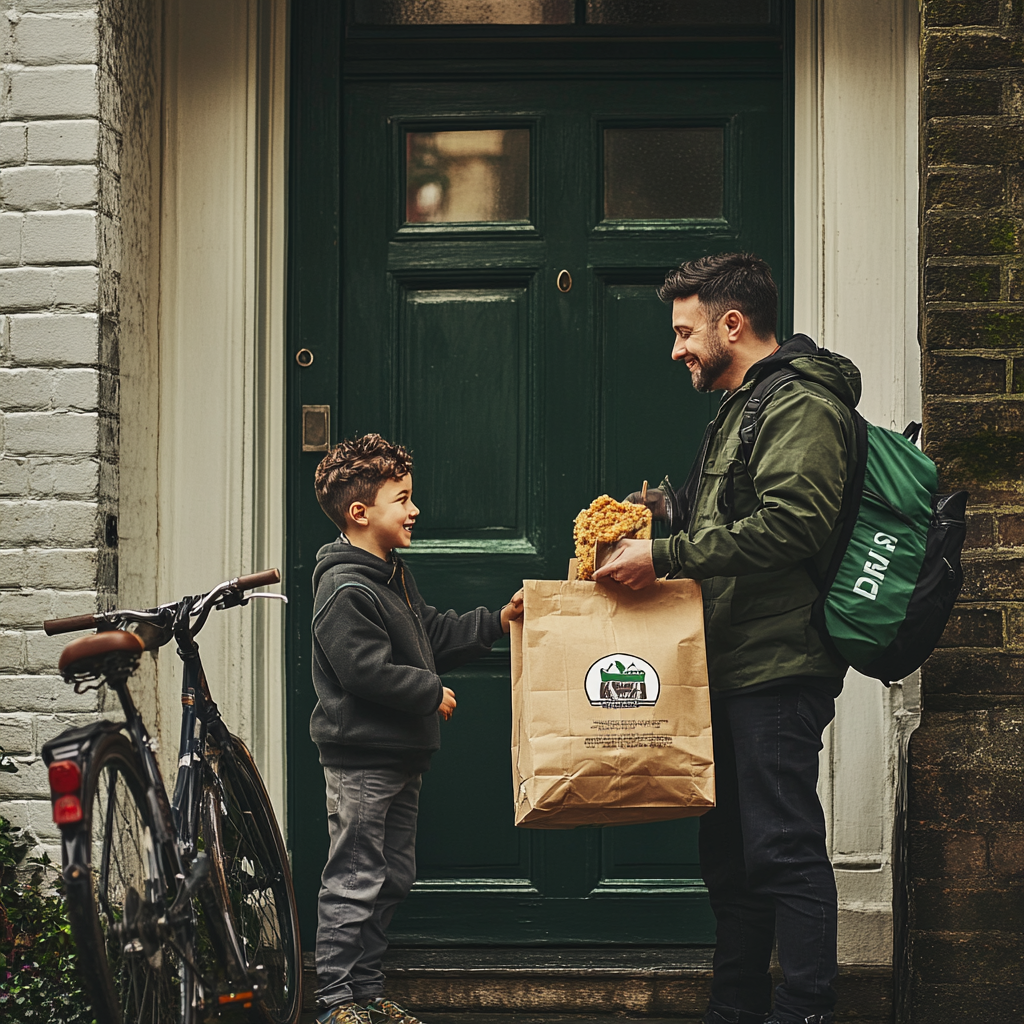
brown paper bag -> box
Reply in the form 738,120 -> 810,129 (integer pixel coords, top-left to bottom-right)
511,576 -> 714,829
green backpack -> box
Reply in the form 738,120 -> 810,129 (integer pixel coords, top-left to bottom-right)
673,366 -> 968,685
736,368 -> 968,684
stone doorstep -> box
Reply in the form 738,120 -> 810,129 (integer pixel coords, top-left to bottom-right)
300,949 -> 893,1023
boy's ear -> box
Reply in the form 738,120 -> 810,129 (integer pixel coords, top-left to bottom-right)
346,500 -> 369,527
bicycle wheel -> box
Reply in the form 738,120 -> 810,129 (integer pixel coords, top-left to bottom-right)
64,731 -> 199,1024
203,734 -> 301,1024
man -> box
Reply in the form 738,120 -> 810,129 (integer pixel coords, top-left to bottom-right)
594,253 -> 861,1024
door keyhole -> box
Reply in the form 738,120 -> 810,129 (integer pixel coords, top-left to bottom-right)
556,270 -> 572,293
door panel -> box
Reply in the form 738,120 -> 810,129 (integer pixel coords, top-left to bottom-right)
289,57 -> 786,945
398,285 -> 528,536
600,281 -> 717,500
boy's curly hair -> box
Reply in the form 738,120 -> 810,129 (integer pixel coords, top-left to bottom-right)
315,433 -> 414,530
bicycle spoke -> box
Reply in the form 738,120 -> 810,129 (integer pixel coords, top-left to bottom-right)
205,740 -> 300,1022
67,737 -> 196,1024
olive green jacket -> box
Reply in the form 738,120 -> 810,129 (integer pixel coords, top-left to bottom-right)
651,335 -> 861,694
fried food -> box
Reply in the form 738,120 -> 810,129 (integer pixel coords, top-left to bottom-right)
573,495 -> 652,580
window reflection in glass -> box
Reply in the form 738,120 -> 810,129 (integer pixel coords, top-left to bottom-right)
604,127 -> 724,220
586,0 -> 772,24
355,0 -> 574,25
406,129 -> 530,224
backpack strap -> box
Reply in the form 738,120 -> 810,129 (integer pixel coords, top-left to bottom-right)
738,368 -> 804,465
713,369 -> 805,519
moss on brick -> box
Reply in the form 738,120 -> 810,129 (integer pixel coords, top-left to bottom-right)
926,263 -> 1001,300
926,216 -> 1019,256
931,430 -> 1024,486
990,221 -> 1018,253
925,0 -> 1000,26
926,307 -> 1024,347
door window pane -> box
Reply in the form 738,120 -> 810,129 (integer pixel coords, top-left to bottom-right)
587,0 -> 772,24
406,129 -> 530,223
603,127 -> 723,220
355,1 -> 574,24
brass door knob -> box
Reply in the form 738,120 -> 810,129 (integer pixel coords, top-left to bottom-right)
556,270 -> 572,293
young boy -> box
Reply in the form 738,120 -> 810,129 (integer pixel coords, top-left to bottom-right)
310,433 -> 523,1024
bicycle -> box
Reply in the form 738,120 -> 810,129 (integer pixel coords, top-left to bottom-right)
40,569 -> 301,1024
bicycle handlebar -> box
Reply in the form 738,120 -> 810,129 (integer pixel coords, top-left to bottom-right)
42,568 -> 284,636
42,613 -> 101,636
236,568 -> 281,590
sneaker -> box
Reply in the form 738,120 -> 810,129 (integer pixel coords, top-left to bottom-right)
365,997 -> 426,1024
316,1003 -> 371,1024
704,1010 -> 770,1024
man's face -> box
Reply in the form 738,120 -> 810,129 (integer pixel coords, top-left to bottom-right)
364,473 -> 419,552
671,294 -> 731,392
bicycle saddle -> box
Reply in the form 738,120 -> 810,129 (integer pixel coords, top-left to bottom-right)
59,630 -> 145,688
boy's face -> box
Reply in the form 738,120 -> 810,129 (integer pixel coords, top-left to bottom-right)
361,474 -> 418,553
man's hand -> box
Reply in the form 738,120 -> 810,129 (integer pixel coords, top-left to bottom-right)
592,538 -> 657,590
501,588 -> 525,633
438,686 -> 457,720
624,486 -> 669,523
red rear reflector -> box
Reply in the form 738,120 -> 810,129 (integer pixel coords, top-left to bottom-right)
48,760 -> 81,794
53,794 -> 83,825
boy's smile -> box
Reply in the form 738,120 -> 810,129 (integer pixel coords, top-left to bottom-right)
358,474 -> 419,560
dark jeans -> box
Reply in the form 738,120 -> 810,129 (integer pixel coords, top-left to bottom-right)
315,766 -> 422,1007
700,685 -> 838,1021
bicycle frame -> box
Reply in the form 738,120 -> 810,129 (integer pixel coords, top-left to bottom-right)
46,576 -> 288,992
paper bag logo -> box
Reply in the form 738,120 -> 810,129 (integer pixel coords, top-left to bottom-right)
585,654 -> 660,708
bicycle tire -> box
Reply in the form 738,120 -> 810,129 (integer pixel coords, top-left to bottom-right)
203,734 -> 301,1024
64,731 -> 199,1024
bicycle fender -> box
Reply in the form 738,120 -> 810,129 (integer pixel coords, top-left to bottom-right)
42,718 -> 125,769
42,721 -> 126,879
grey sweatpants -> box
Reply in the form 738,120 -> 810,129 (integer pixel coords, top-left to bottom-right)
315,765 -> 422,1008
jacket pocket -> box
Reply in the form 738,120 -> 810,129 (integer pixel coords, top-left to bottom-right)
729,571 -> 818,625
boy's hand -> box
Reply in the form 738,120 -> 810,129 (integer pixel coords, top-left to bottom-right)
438,686 -> 457,720
501,588 -> 525,633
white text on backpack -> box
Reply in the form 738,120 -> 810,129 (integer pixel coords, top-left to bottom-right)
852,533 -> 899,602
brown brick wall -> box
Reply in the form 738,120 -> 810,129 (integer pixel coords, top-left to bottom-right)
910,2 -> 1024,1021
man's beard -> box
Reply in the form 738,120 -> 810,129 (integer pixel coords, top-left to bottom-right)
691,333 -> 732,392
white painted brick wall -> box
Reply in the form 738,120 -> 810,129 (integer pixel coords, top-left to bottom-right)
13,13 -> 98,66
1,164 -> 99,209
27,119 -> 98,163
0,0 -> 106,857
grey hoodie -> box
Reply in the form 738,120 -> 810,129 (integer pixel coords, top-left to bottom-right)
310,537 -> 504,771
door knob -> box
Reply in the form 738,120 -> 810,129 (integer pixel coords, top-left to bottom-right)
556,270 -> 572,293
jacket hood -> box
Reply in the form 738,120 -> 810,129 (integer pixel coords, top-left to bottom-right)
313,536 -> 398,590
745,333 -> 862,410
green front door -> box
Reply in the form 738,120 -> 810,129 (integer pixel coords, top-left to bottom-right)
288,9 -> 790,948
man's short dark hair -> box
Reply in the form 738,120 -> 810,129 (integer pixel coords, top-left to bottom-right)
315,433 -> 414,530
658,252 -> 777,341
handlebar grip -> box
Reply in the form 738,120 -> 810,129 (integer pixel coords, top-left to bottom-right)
236,568 -> 281,591
43,613 -> 99,636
